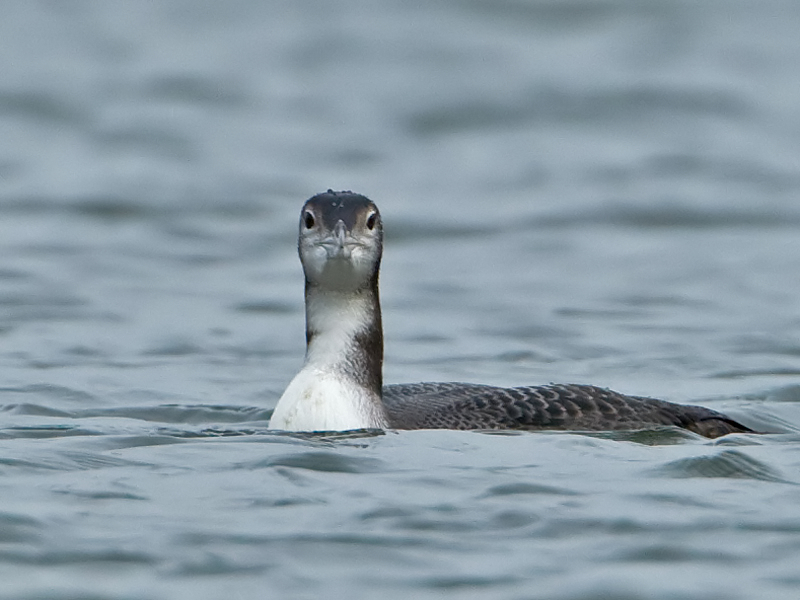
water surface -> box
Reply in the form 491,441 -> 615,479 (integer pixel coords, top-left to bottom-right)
2,1 -> 800,599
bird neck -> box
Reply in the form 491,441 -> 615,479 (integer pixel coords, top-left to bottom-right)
304,282 -> 383,396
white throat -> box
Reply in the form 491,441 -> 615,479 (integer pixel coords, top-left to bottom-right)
269,291 -> 387,431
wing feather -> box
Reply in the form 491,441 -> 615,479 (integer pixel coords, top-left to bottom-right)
382,382 -> 752,438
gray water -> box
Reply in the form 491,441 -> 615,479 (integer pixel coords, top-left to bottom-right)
2,1 -> 800,599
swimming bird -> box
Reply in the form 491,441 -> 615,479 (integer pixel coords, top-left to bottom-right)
268,190 -> 753,438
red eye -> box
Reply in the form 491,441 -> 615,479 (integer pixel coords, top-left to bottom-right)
303,211 -> 315,229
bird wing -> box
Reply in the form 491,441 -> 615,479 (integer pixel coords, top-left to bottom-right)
382,382 -> 752,438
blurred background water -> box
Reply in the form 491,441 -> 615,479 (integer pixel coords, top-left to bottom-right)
2,1 -> 800,599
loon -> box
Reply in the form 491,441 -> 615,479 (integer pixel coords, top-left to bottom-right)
268,190 -> 753,438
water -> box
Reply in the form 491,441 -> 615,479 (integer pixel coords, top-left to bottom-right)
2,1 -> 800,598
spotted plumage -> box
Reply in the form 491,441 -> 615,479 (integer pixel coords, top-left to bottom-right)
383,382 -> 750,437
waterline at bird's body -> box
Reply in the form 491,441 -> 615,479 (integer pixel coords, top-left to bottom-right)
269,190 -> 754,439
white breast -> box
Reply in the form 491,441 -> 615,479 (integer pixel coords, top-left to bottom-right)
269,366 -> 386,431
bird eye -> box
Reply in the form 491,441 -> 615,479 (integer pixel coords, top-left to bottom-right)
366,213 -> 377,230
303,211 -> 315,229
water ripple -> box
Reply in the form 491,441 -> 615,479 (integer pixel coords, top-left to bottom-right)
406,85 -> 749,135
480,482 -> 580,497
0,548 -> 157,566
652,450 -> 791,483
250,451 -> 387,474
0,512 -> 42,544
0,90 -> 88,124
